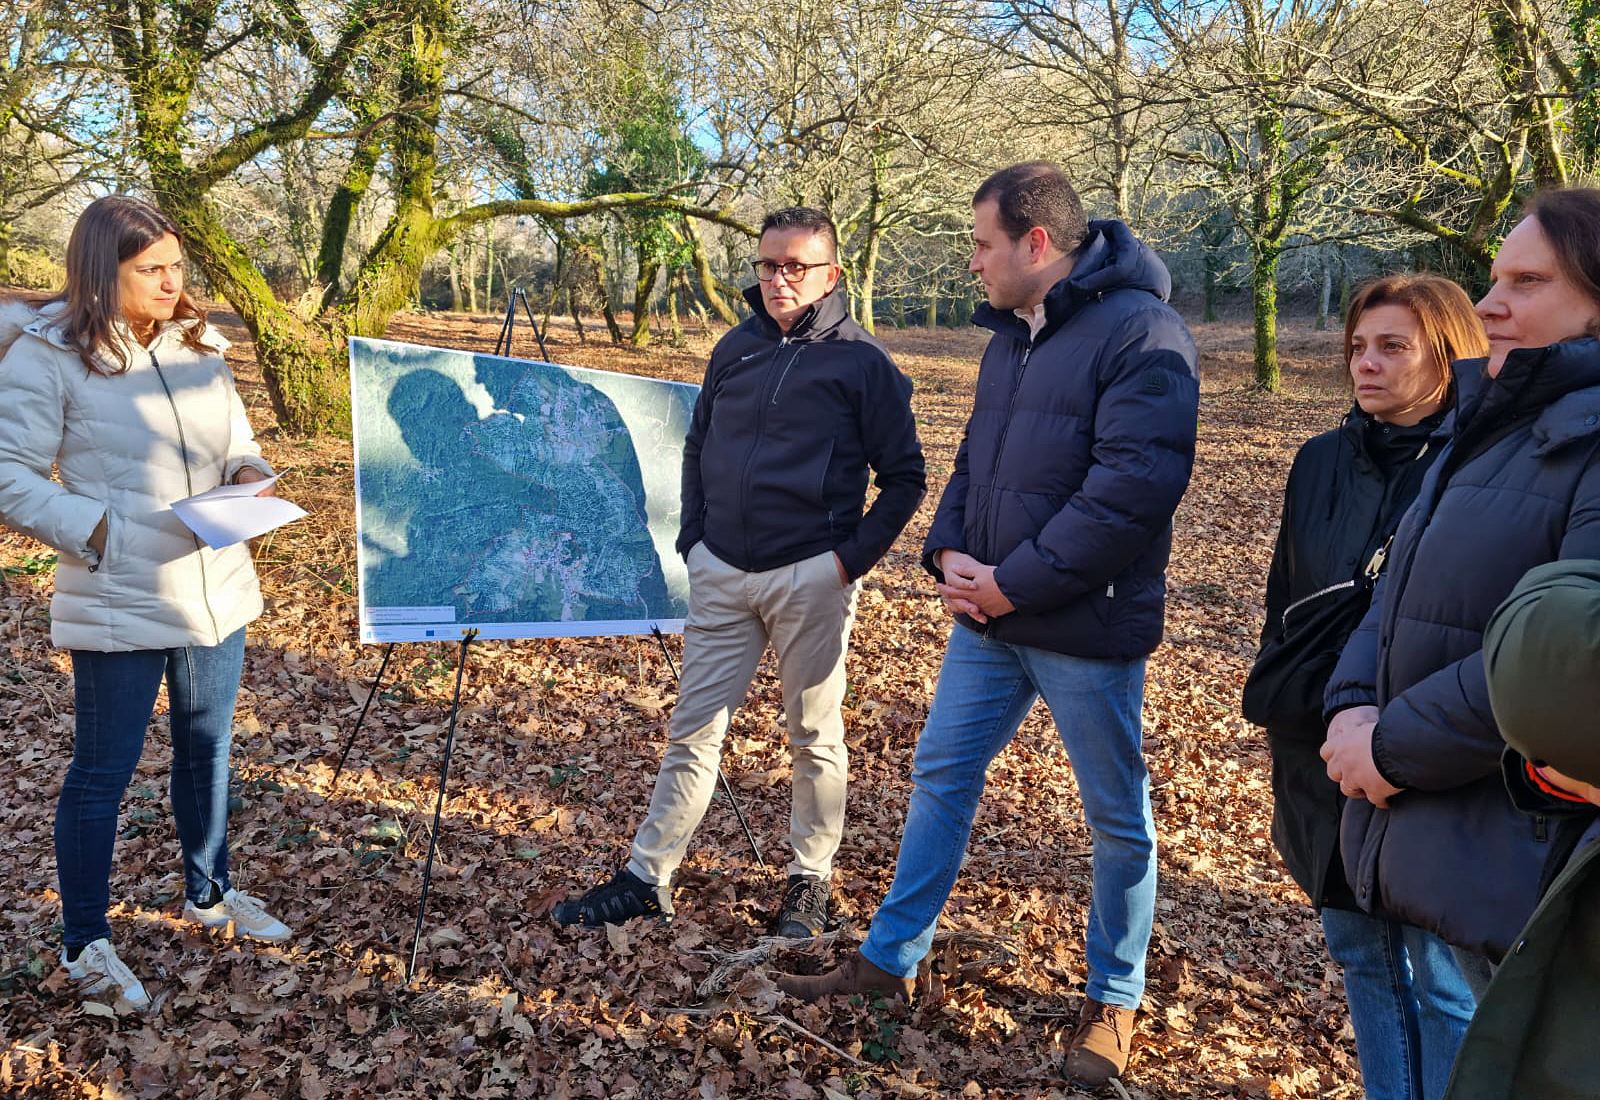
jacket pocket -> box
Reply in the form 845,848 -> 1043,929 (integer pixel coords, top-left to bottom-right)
95,509 -> 120,574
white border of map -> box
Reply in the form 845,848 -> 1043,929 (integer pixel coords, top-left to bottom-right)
349,337 -> 696,643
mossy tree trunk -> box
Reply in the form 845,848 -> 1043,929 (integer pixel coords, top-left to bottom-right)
855,147 -> 889,335
683,217 -> 738,326
315,128 -> 384,309
97,0 -> 755,434
630,258 -> 661,346
1251,243 -> 1281,392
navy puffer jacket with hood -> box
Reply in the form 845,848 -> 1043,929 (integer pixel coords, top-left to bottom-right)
1325,337 -> 1600,958
924,219 -> 1199,660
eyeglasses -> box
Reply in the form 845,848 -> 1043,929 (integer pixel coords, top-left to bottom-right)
751,259 -> 833,282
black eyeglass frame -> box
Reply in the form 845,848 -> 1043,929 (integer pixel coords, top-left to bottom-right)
750,259 -> 834,282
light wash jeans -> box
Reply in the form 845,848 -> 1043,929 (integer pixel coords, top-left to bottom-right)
861,623 -> 1155,1009
1321,907 -> 1477,1100
57,627 -> 247,951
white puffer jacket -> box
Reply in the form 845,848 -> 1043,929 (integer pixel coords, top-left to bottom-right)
0,306 -> 270,650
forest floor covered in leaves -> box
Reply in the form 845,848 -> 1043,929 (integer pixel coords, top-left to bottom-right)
1,305 -> 1360,1099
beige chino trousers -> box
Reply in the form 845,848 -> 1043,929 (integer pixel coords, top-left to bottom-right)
628,541 -> 861,884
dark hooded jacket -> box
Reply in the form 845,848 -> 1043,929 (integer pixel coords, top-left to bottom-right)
677,284 -> 925,580
1250,407 -> 1449,909
1324,337 -> 1600,958
922,219 -> 1199,660
1443,558 -> 1600,1099
1442,825 -> 1600,1100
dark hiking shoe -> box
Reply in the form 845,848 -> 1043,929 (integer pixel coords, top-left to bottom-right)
776,948 -> 914,1003
775,873 -> 831,938
550,868 -> 673,927
1063,996 -> 1137,1086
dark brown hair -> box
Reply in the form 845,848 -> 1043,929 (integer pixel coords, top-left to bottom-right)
973,162 -> 1089,255
1344,274 -> 1488,405
1525,188 -> 1600,322
48,195 -> 211,375
759,207 -> 838,260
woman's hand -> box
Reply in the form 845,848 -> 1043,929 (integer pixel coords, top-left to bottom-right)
1322,705 -> 1403,807
88,514 -> 107,557
233,467 -> 276,497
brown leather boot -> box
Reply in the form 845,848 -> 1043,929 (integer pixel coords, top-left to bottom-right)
775,949 -> 914,1003
1063,996 -> 1137,1085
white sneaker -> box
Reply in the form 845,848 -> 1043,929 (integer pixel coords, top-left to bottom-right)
62,938 -> 151,1009
183,888 -> 292,943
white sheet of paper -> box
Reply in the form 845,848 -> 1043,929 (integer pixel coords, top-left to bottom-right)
171,471 -> 308,549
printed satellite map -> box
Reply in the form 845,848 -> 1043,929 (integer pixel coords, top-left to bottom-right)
349,338 -> 696,642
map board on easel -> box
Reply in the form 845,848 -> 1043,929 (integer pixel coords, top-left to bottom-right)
349,337 -> 697,642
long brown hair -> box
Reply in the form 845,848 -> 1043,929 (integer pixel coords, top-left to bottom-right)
47,195 -> 212,375
1343,274 -> 1489,406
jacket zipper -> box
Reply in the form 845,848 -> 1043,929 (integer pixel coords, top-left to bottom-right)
1280,579 -> 1358,627
770,343 -> 803,405
1284,533 -> 1393,628
151,351 -> 223,644
982,341 -> 1032,624
739,335 -> 790,564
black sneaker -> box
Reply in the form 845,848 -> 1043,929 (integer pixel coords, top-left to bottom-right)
551,868 -> 674,927
775,873 -> 831,938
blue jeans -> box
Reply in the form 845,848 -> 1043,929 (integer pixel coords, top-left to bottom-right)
862,624 -> 1155,1008
56,628 -> 247,950
1321,907 -> 1476,1100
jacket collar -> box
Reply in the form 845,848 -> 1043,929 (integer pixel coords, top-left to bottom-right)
22,313 -> 222,359
740,283 -> 849,341
971,218 -> 1173,345
1452,338 -> 1600,451
1339,403 -> 1450,463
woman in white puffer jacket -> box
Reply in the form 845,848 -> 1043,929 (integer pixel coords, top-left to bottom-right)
0,196 -> 292,1009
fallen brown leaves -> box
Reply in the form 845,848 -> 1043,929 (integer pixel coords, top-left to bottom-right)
1,310 -> 1361,1098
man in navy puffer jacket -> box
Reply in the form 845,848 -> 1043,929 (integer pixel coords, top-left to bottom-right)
779,163 -> 1198,1087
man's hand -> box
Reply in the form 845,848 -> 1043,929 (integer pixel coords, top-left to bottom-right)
833,553 -> 850,586
234,467 -> 276,497
1321,705 -> 1402,807
934,549 -> 1015,622
935,549 -> 986,620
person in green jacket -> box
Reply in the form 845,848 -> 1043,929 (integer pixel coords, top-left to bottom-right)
1445,558 -> 1600,1099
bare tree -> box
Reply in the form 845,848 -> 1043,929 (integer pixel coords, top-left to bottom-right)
84,0 -> 752,432
1312,0 -> 1582,269
0,0 -> 122,283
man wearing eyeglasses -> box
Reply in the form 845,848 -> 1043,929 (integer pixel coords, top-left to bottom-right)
553,207 -> 925,939
777,163 -> 1199,1088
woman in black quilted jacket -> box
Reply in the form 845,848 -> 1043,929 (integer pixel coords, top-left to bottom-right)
1248,275 -> 1486,1100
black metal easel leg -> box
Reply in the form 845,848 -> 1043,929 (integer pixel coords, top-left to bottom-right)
407,630 -> 477,982
493,288 -> 549,363
517,288 -> 550,362
493,294 -> 517,357
650,627 -> 765,871
332,642 -> 397,787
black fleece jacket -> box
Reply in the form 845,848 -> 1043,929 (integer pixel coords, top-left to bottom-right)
675,285 -> 925,579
